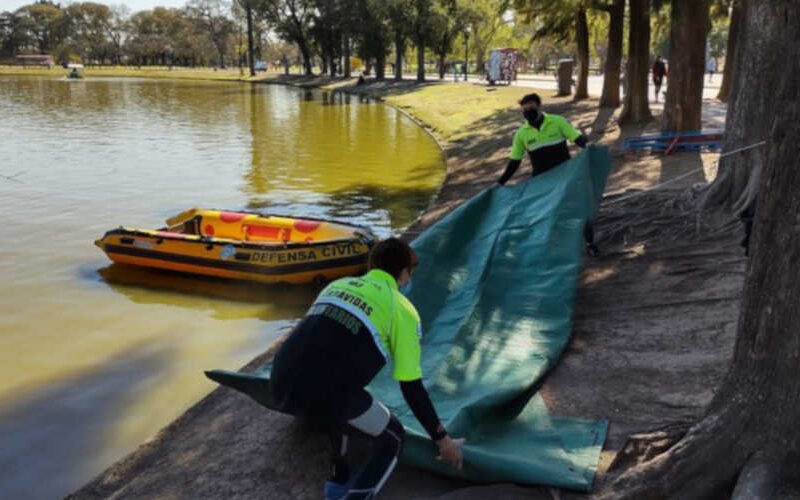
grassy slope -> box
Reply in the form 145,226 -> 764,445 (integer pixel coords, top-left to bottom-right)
383,83 -> 536,141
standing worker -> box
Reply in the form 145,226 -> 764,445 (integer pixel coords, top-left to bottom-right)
496,93 -> 599,256
652,55 -> 667,103
269,238 -> 465,500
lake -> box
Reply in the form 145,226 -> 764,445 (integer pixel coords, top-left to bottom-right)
0,75 -> 444,499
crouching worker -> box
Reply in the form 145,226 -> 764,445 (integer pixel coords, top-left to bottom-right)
270,238 -> 465,500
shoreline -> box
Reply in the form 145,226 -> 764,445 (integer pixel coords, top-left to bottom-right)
0,65 -> 272,82
65,74 -> 744,499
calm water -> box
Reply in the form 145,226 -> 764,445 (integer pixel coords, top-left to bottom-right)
0,76 -> 444,499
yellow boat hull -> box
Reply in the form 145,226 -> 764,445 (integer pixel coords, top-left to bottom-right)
95,209 -> 377,285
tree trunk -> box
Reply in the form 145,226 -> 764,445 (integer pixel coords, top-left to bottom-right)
246,2 -> 255,77
394,32 -> 404,81
344,36 -> 351,78
703,1 -> 782,211
661,0 -> 709,131
375,53 -> 385,80
599,0 -> 624,108
600,6 -> 800,497
438,53 -> 446,79
321,56 -> 328,75
416,42 -> 425,82
297,38 -> 313,75
620,0 -> 652,124
574,8 -> 589,101
717,0 -> 743,102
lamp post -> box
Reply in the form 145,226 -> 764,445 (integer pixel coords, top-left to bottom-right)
464,25 -> 471,81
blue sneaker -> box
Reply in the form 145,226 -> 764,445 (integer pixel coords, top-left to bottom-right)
324,480 -> 349,500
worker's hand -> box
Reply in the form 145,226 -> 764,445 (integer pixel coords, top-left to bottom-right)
435,435 -> 465,470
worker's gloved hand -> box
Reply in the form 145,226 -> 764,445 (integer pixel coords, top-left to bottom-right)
436,435 -> 466,470
575,134 -> 589,148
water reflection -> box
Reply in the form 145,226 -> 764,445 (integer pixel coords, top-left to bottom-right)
97,264 -> 315,321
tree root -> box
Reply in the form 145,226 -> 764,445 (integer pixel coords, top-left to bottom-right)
606,422 -> 692,474
596,411 -> 752,500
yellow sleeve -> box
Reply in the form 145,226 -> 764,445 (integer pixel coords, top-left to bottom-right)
390,296 -> 423,381
558,116 -> 582,142
509,129 -> 526,160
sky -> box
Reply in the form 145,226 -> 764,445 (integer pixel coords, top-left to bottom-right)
2,0 -> 187,12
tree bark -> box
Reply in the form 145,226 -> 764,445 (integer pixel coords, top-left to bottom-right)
415,0 -> 428,82
620,0 -> 652,124
574,8 -> 589,101
375,53 -> 385,80
245,1 -> 255,77
717,0 -> 743,102
417,43 -> 425,82
598,0 -> 624,108
600,5 -> 800,498
662,0 -> 709,132
394,32 -> 405,81
703,1 -> 784,211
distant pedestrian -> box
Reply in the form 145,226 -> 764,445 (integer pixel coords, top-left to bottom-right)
652,55 -> 667,103
706,58 -> 716,83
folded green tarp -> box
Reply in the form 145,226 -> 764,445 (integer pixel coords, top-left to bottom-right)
207,146 -> 611,491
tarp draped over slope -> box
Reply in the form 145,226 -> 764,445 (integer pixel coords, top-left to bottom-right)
207,146 -> 611,491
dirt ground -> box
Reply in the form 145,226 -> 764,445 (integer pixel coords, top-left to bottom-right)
69,80 -> 746,499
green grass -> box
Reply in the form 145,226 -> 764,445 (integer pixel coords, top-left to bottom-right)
384,83 -> 548,141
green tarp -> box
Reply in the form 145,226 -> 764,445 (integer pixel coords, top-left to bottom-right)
207,146 -> 611,491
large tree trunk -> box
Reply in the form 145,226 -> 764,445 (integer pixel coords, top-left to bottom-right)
717,0 -> 743,102
598,0 -> 624,108
600,5 -> 800,499
394,32 -> 404,81
574,8 -> 589,101
703,1 -> 782,211
245,2 -> 255,77
438,53 -> 446,79
662,0 -> 709,131
620,0 -> 652,124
